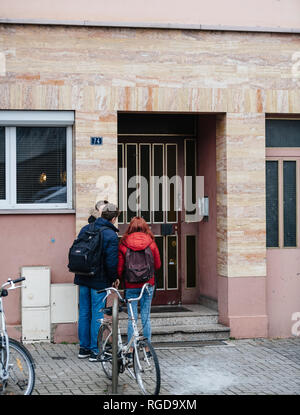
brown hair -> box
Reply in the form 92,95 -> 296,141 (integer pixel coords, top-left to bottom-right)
121,216 -> 154,242
101,203 -> 119,221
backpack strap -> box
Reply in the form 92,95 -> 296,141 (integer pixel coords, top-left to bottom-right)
88,223 -> 110,234
89,221 -> 96,232
96,226 -> 113,275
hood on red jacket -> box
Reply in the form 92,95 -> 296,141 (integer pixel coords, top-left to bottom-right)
121,232 -> 153,251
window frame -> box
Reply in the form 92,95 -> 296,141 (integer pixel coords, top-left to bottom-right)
0,111 -> 73,211
265,159 -> 280,248
166,143 -> 178,224
152,143 -> 165,224
166,234 -> 178,290
184,138 -> 198,223
139,143 -> 152,223
185,234 -> 197,289
266,151 -> 300,249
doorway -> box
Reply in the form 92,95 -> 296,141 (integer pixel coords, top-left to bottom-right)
117,113 -> 200,305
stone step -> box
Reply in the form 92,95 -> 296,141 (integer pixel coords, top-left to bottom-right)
118,313 -> 218,327
118,323 -> 230,343
117,304 -> 219,327
150,324 -> 231,343
114,303 -> 230,343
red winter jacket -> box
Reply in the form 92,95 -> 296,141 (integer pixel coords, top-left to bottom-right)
118,232 -> 161,289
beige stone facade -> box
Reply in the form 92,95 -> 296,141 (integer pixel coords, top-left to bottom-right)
1,24 -> 300,338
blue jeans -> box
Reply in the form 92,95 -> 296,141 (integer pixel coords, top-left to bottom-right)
125,285 -> 154,344
78,286 -> 106,354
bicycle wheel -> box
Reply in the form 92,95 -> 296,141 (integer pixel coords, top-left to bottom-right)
2,338 -> 35,395
97,323 -> 113,379
133,339 -> 160,395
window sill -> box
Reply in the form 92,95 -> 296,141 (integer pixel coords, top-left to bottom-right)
0,209 -> 76,215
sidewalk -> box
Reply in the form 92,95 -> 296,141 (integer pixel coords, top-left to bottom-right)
26,337 -> 300,395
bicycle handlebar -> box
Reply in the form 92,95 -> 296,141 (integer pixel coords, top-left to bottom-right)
1,277 -> 26,289
98,282 -> 150,303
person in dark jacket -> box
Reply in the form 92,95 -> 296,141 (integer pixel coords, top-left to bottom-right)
75,203 -> 119,362
118,217 -> 161,356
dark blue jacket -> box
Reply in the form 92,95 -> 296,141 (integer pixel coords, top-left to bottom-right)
74,217 -> 119,290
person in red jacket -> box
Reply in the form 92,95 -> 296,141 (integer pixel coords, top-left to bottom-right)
118,217 -> 161,352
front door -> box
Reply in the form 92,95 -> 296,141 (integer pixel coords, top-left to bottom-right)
118,137 -> 198,305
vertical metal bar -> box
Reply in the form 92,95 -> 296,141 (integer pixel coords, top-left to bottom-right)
112,296 -> 119,394
66,125 -> 73,209
118,143 -> 124,223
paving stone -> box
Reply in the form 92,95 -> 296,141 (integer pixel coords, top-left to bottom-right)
28,337 -> 300,395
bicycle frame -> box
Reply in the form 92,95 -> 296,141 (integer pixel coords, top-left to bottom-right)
0,279 -> 25,383
0,295 -> 10,381
100,283 -> 151,373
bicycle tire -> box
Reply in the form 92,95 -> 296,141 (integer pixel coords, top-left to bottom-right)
133,339 -> 160,395
97,323 -> 113,379
2,338 -> 35,395
111,297 -> 119,394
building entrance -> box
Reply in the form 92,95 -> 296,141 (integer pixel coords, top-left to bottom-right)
118,113 -> 201,305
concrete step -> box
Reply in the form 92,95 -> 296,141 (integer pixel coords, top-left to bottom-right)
118,323 -> 230,342
150,324 -> 230,343
115,303 -> 230,343
118,304 -> 219,327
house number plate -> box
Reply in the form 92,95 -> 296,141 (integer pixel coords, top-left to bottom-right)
90,137 -> 103,145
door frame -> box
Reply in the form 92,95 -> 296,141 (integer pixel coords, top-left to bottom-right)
117,136 -> 198,305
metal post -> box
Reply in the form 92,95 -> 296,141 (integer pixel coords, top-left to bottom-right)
112,296 -> 119,394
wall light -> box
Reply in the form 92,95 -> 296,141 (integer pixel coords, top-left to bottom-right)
39,172 -> 47,184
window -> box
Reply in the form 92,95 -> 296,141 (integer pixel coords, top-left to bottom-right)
0,111 -> 73,210
266,119 -> 300,248
186,235 -> 197,288
118,142 -> 178,224
266,120 -> 300,147
283,161 -> 297,247
266,160 -> 279,247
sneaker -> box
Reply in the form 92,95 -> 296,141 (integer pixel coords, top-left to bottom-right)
146,351 -> 152,359
78,348 -> 90,359
89,352 -> 99,362
126,352 -> 133,367
126,352 -> 133,360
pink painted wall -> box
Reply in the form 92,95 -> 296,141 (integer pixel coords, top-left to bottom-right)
0,214 -> 76,325
197,115 -> 218,301
0,0 -> 299,30
267,249 -> 300,338
218,275 -> 268,338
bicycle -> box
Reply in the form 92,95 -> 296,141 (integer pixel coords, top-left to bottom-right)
0,277 -> 35,395
97,282 -> 161,395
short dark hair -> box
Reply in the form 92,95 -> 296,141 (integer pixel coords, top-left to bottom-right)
101,203 -> 119,221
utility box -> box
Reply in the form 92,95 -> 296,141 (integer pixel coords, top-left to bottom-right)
21,266 -> 51,343
22,307 -> 51,342
21,266 -> 50,308
51,283 -> 78,324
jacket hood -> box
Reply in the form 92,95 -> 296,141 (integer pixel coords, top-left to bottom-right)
94,217 -> 119,232
122,232 -> 153,251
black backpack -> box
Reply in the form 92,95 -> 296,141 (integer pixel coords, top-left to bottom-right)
67,223 -> 109,277
124,246 -> 154,284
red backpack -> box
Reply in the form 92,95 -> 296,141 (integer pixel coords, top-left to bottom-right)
124,246 -> 155,283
